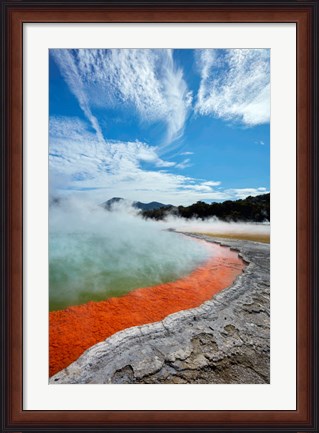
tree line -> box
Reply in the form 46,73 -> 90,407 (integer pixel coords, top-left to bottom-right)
141,193 -> 270,222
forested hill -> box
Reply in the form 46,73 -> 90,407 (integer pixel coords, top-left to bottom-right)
142,193 -> 270,222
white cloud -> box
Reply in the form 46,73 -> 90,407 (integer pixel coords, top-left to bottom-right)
50,51 -> 105,142
180,184 -> 212,193
195,49 -> 270,126
50,117 -> 268,205
52,49 -> 192,145
49,49 -> 270,206
175,158 -> 192,169
223,187 -> 269,200
202,181 -> 221,187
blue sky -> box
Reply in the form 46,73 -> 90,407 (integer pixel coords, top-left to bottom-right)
49,48 -> 270,206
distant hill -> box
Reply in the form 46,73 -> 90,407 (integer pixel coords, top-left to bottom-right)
101,197 -> 172,211
101,197 -> 125,210
134,201 -> 172,211
142,193 -> 270,222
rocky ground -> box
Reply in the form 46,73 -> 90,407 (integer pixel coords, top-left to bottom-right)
50,234 -> 270,384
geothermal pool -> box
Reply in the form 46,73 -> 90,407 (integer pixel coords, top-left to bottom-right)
49,240 -> 245,377
49,230 -> 212,311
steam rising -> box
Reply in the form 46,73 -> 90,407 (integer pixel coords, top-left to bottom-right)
50,197 -> 270,311
162,216 -> 270,238
49,199 -> 212,311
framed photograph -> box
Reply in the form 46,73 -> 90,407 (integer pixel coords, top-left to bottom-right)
1,1 -> 318,432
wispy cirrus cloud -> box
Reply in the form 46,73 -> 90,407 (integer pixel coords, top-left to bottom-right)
49,116 -> 176,176
49,116 -> 233,205
51,49 -> 192,146
49,117 -> 268,205
195,49 -> 270,126
50,50 -> 105,142
49,49 -> 270,205
175,158 -> 192,170
180,151 -> 194,156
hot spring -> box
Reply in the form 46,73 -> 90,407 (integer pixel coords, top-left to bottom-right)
49,201 -> 211,311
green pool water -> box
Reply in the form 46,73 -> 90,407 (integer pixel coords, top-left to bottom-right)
49,231 -> 210,311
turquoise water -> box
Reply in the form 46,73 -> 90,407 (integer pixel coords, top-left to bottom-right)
49,230 -> 210,311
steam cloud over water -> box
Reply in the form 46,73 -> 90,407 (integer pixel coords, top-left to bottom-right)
50,198 -> 270,311
49,199 -> 212,311
162,216 -> 270,238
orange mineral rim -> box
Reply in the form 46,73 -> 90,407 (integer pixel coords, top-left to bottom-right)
49,242 -> 245,377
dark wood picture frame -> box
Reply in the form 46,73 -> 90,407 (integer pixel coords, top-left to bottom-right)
1,1 -> 318,432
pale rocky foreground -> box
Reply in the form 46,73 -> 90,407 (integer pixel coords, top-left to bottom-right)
50,234 -> 270,384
